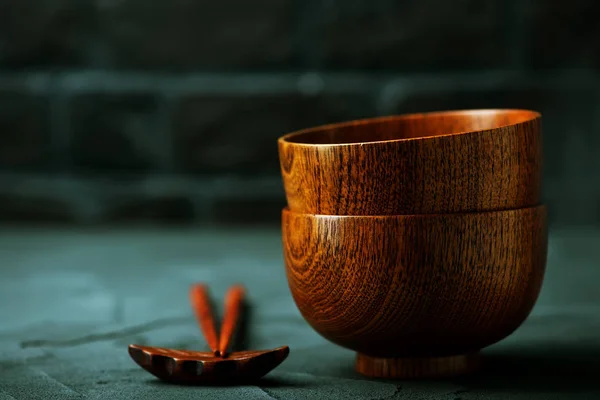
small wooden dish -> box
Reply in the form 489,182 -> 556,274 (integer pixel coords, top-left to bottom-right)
282,205 -> 547,379
128,346 -> 290,385
278,109 -> 542,215
128,285 -> 289,385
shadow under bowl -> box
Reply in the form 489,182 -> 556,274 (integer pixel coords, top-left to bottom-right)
281,205 -> 548,379
278,108 -> 542,215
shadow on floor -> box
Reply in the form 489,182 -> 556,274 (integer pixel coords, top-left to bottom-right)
456,345 -> 600,394
146,377 -> 306,388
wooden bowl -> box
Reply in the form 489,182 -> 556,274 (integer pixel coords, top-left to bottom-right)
282,205 -> 547,379
278,109 -> 542,215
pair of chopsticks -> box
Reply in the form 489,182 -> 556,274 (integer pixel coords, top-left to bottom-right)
189,283 -> 245,358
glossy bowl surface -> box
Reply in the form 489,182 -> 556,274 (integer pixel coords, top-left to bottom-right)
282,206 -> 548,378
279,109 -> 542,215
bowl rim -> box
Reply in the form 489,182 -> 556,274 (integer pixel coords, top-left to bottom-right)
281,204 -> 546,220
278,108 -> 542,148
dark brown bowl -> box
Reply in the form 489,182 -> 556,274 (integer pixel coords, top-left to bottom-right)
278,109 -> 542,215
282,205 -> 547,379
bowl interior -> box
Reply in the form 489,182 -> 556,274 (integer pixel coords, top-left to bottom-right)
281,109 -> 540,145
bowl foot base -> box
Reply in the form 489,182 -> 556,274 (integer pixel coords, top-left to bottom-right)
355,352 -> 481,379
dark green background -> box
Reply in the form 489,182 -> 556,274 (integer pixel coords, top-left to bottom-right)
0,0 -> 598,227
1,2 -> 599,399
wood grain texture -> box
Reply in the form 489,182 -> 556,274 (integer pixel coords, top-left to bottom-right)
129,284 -> 290,384
279,109 -> 542,215
282,205 -> 547,378
128,345 -> 290,385
356,353 -> 481,379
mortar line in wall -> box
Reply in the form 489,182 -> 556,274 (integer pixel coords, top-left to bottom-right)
0,170 -> 575,205
1,69 -> 599,82
581,82 -> 600,205
153,93 -> 176,173
48,73 -> 73,172
0,173 -> 284,226
594,83 -> 600,174
1,70 -> 595,95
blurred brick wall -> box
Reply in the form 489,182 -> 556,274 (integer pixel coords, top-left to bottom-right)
0,0 -> 598,226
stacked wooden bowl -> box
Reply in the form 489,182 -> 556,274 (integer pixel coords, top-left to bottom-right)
278,109 -> 548,379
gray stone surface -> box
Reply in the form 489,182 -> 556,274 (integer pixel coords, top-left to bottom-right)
1,227 -> 600,399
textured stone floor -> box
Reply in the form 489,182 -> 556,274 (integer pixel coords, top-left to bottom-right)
1,227 -> 599,399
